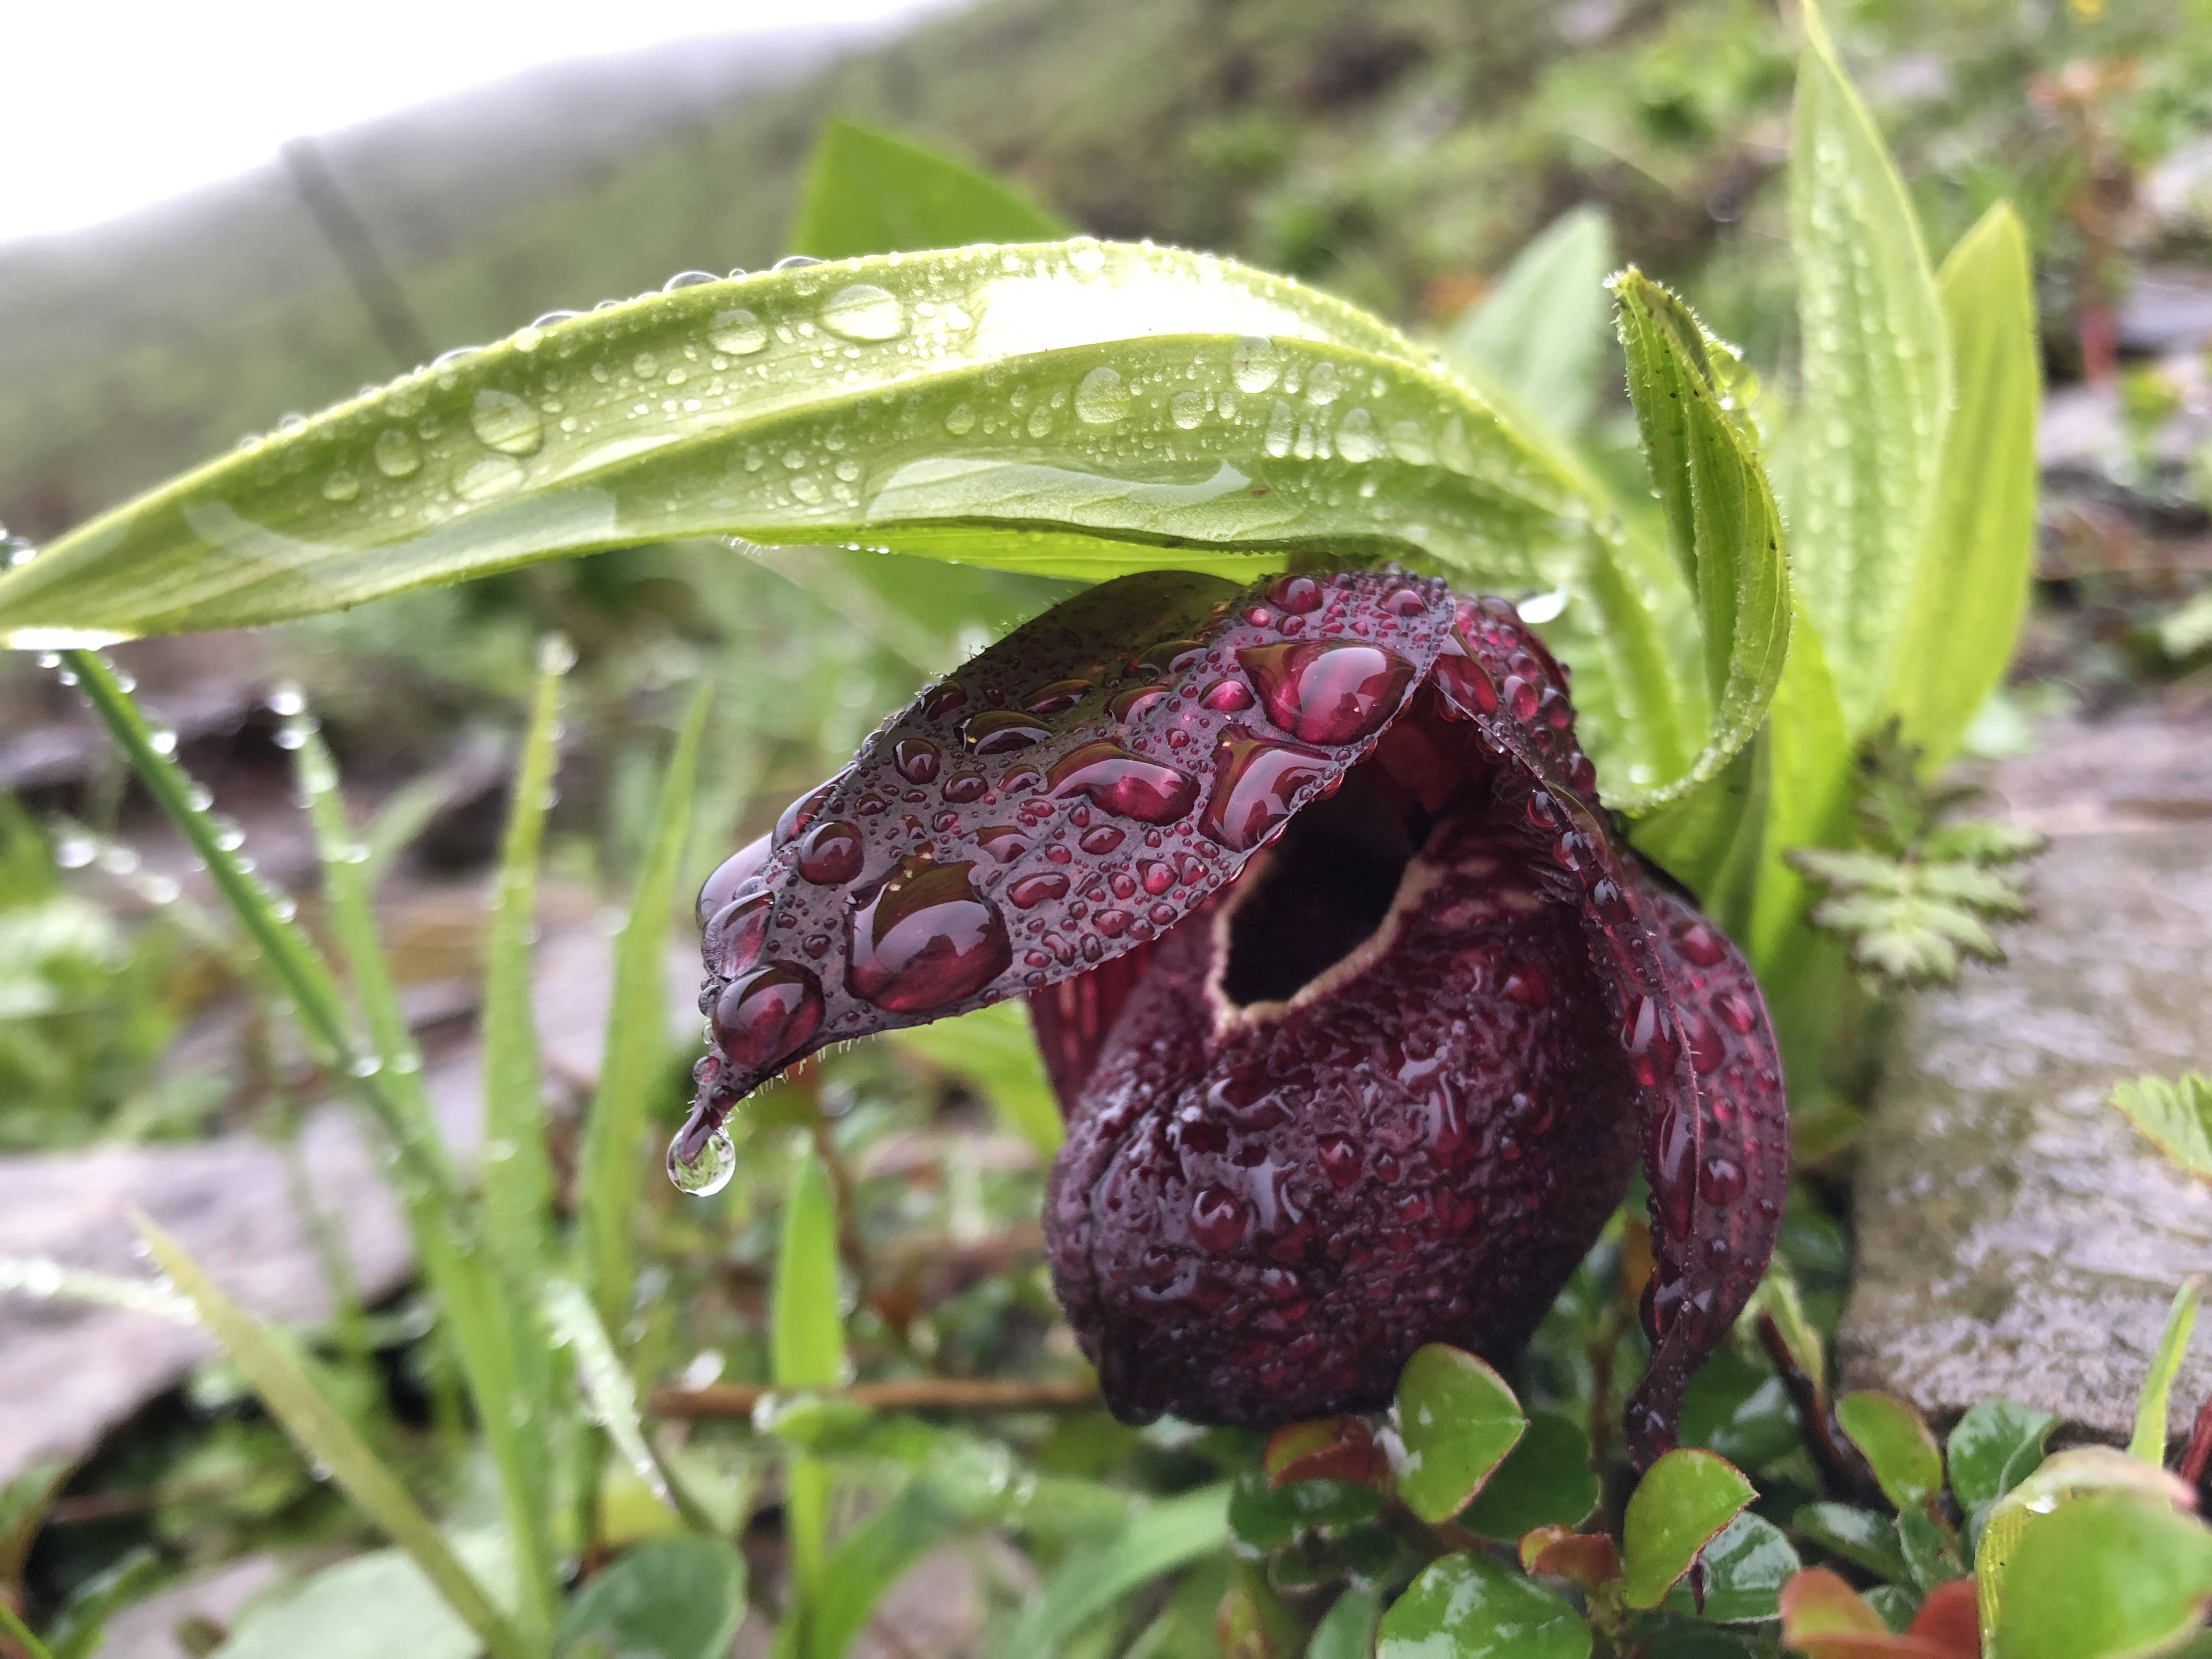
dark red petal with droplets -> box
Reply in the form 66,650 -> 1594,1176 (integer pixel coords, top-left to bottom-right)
690,571 -> 1787,1465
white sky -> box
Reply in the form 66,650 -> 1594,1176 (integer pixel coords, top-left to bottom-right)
3,0 -> 944,248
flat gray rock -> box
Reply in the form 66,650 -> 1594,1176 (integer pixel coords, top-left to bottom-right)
1839,707 -> 2212,1442
0,894 -> 698,1487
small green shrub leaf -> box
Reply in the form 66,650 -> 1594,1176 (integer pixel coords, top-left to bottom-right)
1459,1410 -> 1600,1542
1793,1502 -> 1910,1584
1227,1466 -> 1384,1555
1621,1448 -> 1756,1611
1306,1588 -> 1383,1659
1662,1510 -> 1801,1624
1835,1392 -> 1944,1513
1990,1494 -> 2212,1659
1945,1401 -> 2056,1515
792,120 -> 1067,261
1392,1344 -> 1527,1523
988,1484 -> 1231,1659
1376,1550 -> 1591,1659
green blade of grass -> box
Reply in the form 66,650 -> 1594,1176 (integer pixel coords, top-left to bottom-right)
0,1601 -> 57,1659
289,683 -> 561,1640
2131,1278 -> 2202,1464
985,1483 -> 1232,1659
482,640 -> 567,1285
134,1212 -> 531,1659
774,1149 -> 848,1649
576,682 -> 711,1337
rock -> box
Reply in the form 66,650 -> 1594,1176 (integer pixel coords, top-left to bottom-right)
1839,707 -> 2212,1442
0,890 -> 700,1487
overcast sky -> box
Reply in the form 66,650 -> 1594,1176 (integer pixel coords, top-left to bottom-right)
4,0 -> 947,247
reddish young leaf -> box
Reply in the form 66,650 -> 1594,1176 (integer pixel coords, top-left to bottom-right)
1263,1417 -> 1393,1491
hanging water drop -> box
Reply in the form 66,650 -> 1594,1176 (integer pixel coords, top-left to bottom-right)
668,1125 -> 737,1196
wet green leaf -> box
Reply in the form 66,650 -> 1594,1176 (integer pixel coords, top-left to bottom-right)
1898,1505 -> 1964,1593
894,1000 -> 1063,1156
1680,1346 -> 1802,1470
1444,206 -> 1615,440
575,684 -> 710,1331
1973,1446 -> 2197,1641
1663,1511 -> 1801,1624
0,242 -> 1778,815
1393,1344 -> 1526,1524
1883,203 -> 2039,774
555,1537 -> 747,1659
1459,1410 -> 1599,1542
1227,1466 -> 1384,1555
210,1535 -> 515,1659
1991,1494 -> 2212,1659
2112,1075 -> 2212,1186
1795,1502 -> 1910,1584
1307,1589 -> 1383,1659
2132,1279 -> 2202,1464
1378,1551 -> 1590,1659
792,120 -> 1067,262
1786,0 -> 1949,734
1621,1449 -> 1756,1611
1836,1392 -> 1944,1513
1946,1401 -> 2055,1515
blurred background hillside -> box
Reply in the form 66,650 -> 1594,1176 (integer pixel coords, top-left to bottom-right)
11,0 -> 2212,545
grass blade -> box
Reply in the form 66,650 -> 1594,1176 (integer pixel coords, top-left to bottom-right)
0,1603 -> 55,1659
134,1212 -> 531,1659
1786,0 -> 1950,733
985,1483 -> 1232,1659
482,639 -> 567,1284
288,681 -> 561,1639
576,682 -> 711,1336
542,1278 -> 716,1534
774,1149 -> 848,1646
2131,1279 -> 2202,1463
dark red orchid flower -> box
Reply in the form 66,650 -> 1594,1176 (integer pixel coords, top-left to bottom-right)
682,569 -> 1786,1466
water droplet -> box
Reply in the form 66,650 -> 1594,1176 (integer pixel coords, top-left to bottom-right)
944,402 -> 977,436
708,308 -> 769,355
1238,640 -> 1414,746
456,455 -> 526,500
941,771 -> 987,804
1317,1135 -> 1362,1188
797,820 -> 864,885
1075,365 -> 1131,425
1334,406 -> 1380,461
321,470 -> 360,503
697,834 -> 771,924
772,253 -> 822,270
470,389 -> 544,456
1009,872 -> 1070,909
893,736 -> 942,783
1199,736 -> 1328,851
1170,389 -> 1207,429
1697,1155 -> 1747,1205
373,430 -> 420,478
664,269 -> 720,291
1267,574 -> 1322,614
1046,742 -> 1199,824
1232,336 -> 1279,393
1716,989 -> 1758,1035
1190,1184 -> 1249,1251
1674,922 -> 1727,968
1263,399 -> 1294,456
1200,679 -> 1252,712
713,962 -> 825,1069
668,1125 -> 737,1196
846,859 -> 1010,1012
820,284 -> 905,342
1305,362 -> 1342,405
963,709 -> 1053,754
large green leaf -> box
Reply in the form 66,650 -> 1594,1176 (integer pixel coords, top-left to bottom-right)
0,242 -> 1771,812
1444,206 -> 1616,440
1610,269 -> 1791,810
1990,1494 -> 2212,1659
1786,0 -> 1950,734
554,1536 -> 747,1659
1883,202 -> 2039,773
792,120 -> 1068,260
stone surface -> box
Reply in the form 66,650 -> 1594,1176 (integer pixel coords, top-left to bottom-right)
0,893 -> 698,1487
1839,707 -> 2212,1442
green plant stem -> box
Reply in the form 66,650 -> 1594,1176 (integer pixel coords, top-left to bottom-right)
0,1600 -> 56,1659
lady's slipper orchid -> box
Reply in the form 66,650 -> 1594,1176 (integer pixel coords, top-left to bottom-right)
682,569 -> 1786,1465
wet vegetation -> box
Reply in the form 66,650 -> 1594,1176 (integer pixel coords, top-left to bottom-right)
3,1 -> 2212,1656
